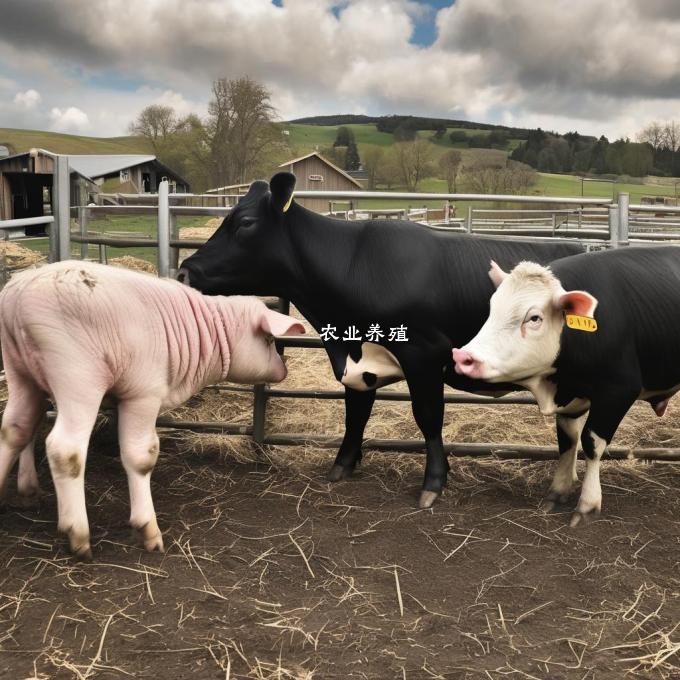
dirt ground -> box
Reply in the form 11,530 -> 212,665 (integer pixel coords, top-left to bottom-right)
0,253 -> 678,679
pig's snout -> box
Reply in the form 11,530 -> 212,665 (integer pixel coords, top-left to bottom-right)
452,347 -> 485,378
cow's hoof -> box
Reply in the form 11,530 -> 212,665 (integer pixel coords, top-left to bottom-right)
327,464 -> 354,482
569,509 -> 600,528
418,490 -> 440,509
541,490 -> 572,513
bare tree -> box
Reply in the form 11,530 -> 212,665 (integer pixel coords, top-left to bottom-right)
377,148 -> 403,189
394,138 -> 434,191
663,121 -> 680,152
438,149 -> 463,192
362,145 -> 384,189
464,160 -> 536,194
206,77 -> 280,186
128,104 -> 178,153
637,121 -> 665,150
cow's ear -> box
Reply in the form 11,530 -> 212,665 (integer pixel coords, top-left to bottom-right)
269,172 -> 296,214
554,289 -> 598,317
260,308 -> 306,337
488,260 -> 508,288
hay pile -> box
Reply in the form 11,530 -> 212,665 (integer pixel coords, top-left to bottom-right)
0,241 -> 45,269
109,255 -> 158,274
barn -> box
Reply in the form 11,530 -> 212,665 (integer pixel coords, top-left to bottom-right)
0,148 -> 190,229
277,151 -> 362,212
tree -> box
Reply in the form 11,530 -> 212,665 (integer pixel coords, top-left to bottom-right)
438,149 -> 463,192
463,159 -> 536,194
394,138 -> 434,191
128,104 -> 179,153
345,138 -> 361,171
449,130 -> 467,144
637,122 -> 665,150
433,124 -> 446,140
377,148 -> 402,189
334,126 -> 353,147
205,76 -> 280,187
362,145 -> 384,189
393,123 -> 417,142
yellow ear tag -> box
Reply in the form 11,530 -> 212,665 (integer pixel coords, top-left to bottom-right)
565,314 -> 597,332
282,195 -> 293,213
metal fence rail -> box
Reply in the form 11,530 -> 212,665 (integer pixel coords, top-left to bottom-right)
6,180 -> 680,461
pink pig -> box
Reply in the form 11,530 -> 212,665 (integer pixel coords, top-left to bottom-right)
0,261 -> 304,560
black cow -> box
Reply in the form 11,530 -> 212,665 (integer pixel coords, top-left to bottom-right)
178,173 -> 583,507
453,247 -> 680,525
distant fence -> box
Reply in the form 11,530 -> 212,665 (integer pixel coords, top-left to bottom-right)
3,177 -> 680,462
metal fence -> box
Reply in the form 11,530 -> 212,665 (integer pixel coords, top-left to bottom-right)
4,178 -> 680,462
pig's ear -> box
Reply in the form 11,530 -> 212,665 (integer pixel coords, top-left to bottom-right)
488,260 -> 508,288
269,172 -> 296,214
260,308 -> 305,336
554,289 -> 598,317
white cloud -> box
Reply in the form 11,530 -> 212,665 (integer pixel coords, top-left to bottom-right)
13,88 -> 41,108
49,106 -> 90,133
1,1 -> 680,138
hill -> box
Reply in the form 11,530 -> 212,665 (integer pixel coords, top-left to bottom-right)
0,128 -> 153,156
288,114 -> 533,138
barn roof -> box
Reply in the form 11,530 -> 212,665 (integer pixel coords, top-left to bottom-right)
278,152 -> 363,188
67,154 -> 156,178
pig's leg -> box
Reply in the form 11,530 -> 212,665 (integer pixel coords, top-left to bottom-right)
16,435 -> 42,507
46,394 -> 102,561
543,411 -> 588,512
118,397 -> 164,552
0,375 -> 44,504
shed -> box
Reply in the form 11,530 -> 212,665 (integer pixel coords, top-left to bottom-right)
277,152 -> 362,213
0,149 -> 190,231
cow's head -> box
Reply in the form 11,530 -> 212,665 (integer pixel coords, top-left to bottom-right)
451,260 -> 598,383
177,173 -> 296,296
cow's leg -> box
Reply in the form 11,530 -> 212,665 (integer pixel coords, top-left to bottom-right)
328,387 -> 376,481
404,364 -> 446,509
543,411 -> 588,511
118,397 -> 164,552
45,394 -> 102,561
570,391 -> 636,528
0,376 -> 44,505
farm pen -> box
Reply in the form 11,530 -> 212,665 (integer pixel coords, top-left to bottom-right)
4,177 -> 680,463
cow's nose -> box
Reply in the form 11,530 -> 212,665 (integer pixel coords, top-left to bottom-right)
176,268 -> 190,286
452,348 -> 484,378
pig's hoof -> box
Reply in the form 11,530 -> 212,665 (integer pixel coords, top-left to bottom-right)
71,542 -> 93,562
132,521 -> 164,553
418,490 -> 440,509
569,508 -> 601,528
144,534 -> 165,553
15,491 -> 42,510
327,464 -> 354,482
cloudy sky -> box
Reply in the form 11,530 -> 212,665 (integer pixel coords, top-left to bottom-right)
1,0 -> 679,139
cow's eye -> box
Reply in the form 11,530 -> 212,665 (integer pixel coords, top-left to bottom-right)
524,313 -> 543,329
239,217 -> 257,228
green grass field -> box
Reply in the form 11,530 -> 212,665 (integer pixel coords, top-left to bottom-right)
0,128 -> 152,156
5,123 -> 680,257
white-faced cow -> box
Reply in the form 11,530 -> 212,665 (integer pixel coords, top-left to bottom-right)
453,247 -> 680,525
0,261 -> 304,560
178,173 -> 583,508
